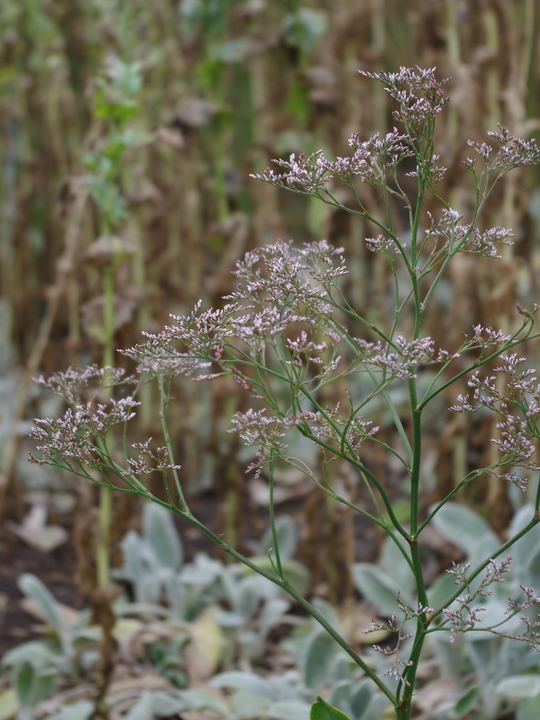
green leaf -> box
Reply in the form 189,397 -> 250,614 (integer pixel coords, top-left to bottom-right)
142,502 -> 183,570
14,662 -> 34,707
427,569 -> 457,609
430,503 -> 500,557
17,574 -> 62,634
510,505 -> 540,585
93,96 -> 138,125
311,696 -> 353,720
232,689 -> 272,719
258,515 -> 298,561
267,700 -> 311,720
1,641 -> 58,671
14,661 -> 56,709
454,685 -> 478,716
380,535 -> 414,596
148,691 -> 187,715
351,563 -> 414,616
125,691 -> 153,720
497,675 -> 540,699
304,630 -> 340,690
311,597 -> 341,630
47,701 -> 94,720
209,671 -> 274,698
282,9 -> 328,52
247,557 -> 310,593
349,681 -> 371,718
518,694 -> 540,720
175,688 -> 230,714
209,39 -> 255,63
257,597 -> 291,638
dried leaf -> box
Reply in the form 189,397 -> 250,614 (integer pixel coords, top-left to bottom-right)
153,126 -> 185,148
185,608 -> 226,684
82,235 -> 135,269
337,602 -> 390,646
80,294 -> 138,341
0,689 -> 18,720
7,504 -> 67,553
173,99 -> 219,130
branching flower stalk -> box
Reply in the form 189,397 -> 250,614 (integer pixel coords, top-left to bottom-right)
30,67 -> 540,720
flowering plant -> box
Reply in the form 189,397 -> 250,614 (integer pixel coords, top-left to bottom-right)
30,67 -> 540,719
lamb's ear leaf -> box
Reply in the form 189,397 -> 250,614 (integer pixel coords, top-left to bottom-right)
258,515 -> 298,561
310,696 -> 352,720
430,502 -> 499,557
351,563 -> 414,616
142,501 -> 183,570
17,573 -> 62,634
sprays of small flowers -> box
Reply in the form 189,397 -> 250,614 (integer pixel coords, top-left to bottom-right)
29,67 -> 540,720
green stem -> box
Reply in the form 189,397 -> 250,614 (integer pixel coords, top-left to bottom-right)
428,516 -> 540,623
97,262 -> 116,591
165,504 -> 398,707
97,486 -> 112,591
418,329 -> 540,409
158,379 -> 188,512
268,455 -> 283,578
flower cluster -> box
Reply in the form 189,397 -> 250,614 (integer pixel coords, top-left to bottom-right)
323,129 -> 414,185
465,125 -> 540,175
450,354 -> 540,487
249,150 -> 328,193
360,66 -> 449,138
365,234 -> 396,255
227,239 -> 347,317
300,406 -> 379,452
443,559 -> 512,642
353,335 -> 459,380
228,403 -> 380,477
121,439 -> 181,476
123,241 -> 349,380
123,301 -> 239,378
504,586 -> 540,650
442,560 -> 540,650
30,397 -> 139,468
468,324 -> 513,348
228,409 -> 288,477
250,130 -> 416,194
423,209 -> 514,259
366,596 -> 437,686
34,365 -> 133,404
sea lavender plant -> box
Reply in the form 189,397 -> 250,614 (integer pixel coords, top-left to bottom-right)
30,67 -> 540,720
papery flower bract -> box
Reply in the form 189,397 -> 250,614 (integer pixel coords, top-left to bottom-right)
492,415 -> 535,465
466,125 -> 540,173
470,325 -> 513,347
228,409 -> 288,477
29,397 -> 139,467
249,151 -> 329,193
360,66 -> 449,138
228,239 -> 347,316
34,365 -> 133,404
121,439 -> 181,476
123,301 -> 239,378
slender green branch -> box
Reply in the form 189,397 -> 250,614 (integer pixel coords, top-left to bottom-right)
158,379 -> 188,512
268,456 -> 283,579
428,516 -> 540,624
418,330 -> 540,409
155,501 -> 398,707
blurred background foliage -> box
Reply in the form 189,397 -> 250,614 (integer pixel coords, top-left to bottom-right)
1,0 -> 540,598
